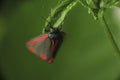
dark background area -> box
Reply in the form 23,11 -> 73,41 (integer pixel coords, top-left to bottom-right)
0,0 -> 120,80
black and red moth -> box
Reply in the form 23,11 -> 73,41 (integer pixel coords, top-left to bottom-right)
26,29 -> 64,63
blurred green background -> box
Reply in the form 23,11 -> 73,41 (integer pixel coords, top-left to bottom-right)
0,0 -> 120,80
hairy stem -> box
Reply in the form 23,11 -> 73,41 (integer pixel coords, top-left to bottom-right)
43,0 -> 79,33
100,16 -> 120,55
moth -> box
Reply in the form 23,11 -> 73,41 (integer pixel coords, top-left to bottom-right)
27,29 -> 64,63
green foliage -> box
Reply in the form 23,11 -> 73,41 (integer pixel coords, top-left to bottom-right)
43,0 -> 120,56
116,1 -> 120,7
43,0 -> 120,32
79,0 -> 120,19
43,0 -> 79,33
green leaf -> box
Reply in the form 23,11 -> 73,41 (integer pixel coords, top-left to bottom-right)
43,0 -> 79,33
79,0 -> 103,20
79,0 -> 120,20
116,1 -> 120,7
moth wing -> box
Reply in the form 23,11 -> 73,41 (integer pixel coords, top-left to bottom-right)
33,38 -> 53,60
32,40 -> 45,56
26,34 -> 48,53
27,34 -> 48,47
42,38 -> 53,60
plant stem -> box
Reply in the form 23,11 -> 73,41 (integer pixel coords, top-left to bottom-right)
100,15 -> 120,55
43,0 -> 79,33
53,0 -> 78,28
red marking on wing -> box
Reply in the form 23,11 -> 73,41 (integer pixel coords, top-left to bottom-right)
52,40 -> 59,51
48,57 -> 54,63
51,40 -> 55,51
27,34 -> 48,46
28,47 -> 35,53
40,54 -> 47,60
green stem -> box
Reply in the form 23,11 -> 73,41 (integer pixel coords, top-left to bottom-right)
43,0 -> 79,33
53,0 -> 78,28
100,16 -> 120,55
